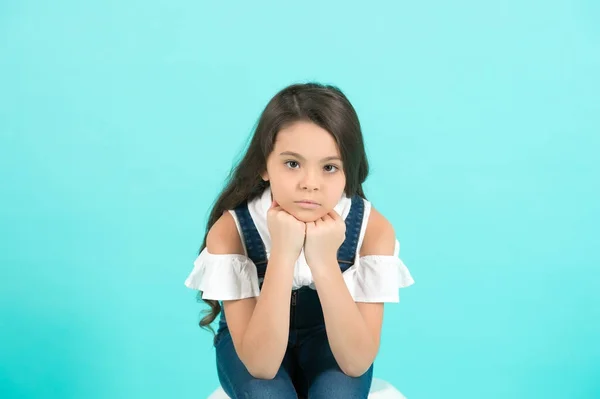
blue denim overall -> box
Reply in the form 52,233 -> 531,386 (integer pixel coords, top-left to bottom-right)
213,194 -> 373,399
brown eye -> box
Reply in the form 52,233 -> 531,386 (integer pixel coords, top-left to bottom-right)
285,161 -> 300,169
324,164 -> 338,173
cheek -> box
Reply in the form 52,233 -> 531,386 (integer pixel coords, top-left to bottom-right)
269,176 -> 293,195
268,181 -> 295,208
327,177 -> 346,200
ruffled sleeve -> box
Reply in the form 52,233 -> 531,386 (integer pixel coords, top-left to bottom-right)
342,240 -> 414,303
184,248 -> 260,301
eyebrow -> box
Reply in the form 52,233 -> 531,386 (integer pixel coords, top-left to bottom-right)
279,151 -> 342,162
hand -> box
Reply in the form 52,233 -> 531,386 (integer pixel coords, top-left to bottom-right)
304,210 -> 346,270
266,199 -> 306,264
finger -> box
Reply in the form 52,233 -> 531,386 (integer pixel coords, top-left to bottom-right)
328,210 -> 342,221
321,213 -> 334,223
269,200 -> 282,213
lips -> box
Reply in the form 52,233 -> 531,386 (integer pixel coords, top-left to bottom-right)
295,200 -> 320,205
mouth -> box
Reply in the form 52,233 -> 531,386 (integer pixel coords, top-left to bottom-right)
294,200 -> 321,209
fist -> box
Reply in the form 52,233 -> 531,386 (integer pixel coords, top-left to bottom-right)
266,200 -> 306,263
304,210 -> 346,268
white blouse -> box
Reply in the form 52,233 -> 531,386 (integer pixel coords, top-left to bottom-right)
184,187 -> 414,302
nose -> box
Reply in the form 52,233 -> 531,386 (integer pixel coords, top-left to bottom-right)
300,169 -> 319,191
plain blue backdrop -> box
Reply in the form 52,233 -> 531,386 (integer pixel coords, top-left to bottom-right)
1,1 -> 599,398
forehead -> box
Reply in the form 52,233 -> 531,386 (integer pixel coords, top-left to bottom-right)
274,121 -> 340,156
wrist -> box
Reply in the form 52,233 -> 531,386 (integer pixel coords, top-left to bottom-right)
308,255 -> 339,275
269,249 -> 298,267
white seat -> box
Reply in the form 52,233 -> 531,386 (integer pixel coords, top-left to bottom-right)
207,377 -> 407,398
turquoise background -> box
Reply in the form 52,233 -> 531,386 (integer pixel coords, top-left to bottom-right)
1,1 -> 599,398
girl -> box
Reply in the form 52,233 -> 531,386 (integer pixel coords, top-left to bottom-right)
185,82 -> 414,398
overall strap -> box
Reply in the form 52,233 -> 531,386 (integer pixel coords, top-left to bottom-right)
336,195 -> 365,270
232,201 -> 268,278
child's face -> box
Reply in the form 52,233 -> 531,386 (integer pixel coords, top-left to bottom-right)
262,120 -> 347,223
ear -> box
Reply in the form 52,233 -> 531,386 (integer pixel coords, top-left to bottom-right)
260,170 -> 269,182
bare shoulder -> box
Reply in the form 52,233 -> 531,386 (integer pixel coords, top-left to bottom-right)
359,205 -> 396,256
206,211 -> 245,255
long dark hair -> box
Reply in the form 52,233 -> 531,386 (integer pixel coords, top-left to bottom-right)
196,82 -> 370,335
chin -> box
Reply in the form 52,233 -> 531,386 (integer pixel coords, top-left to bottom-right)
285,207 -> 329,223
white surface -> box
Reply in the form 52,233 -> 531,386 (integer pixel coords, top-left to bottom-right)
206,377 -> 407,399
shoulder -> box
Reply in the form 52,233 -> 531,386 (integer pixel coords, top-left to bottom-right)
206,211 -> 245,255
359,204 -> 396,256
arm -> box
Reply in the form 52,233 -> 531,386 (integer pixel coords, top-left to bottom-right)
311,207 -> 394,377
207,212 -> 295,379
